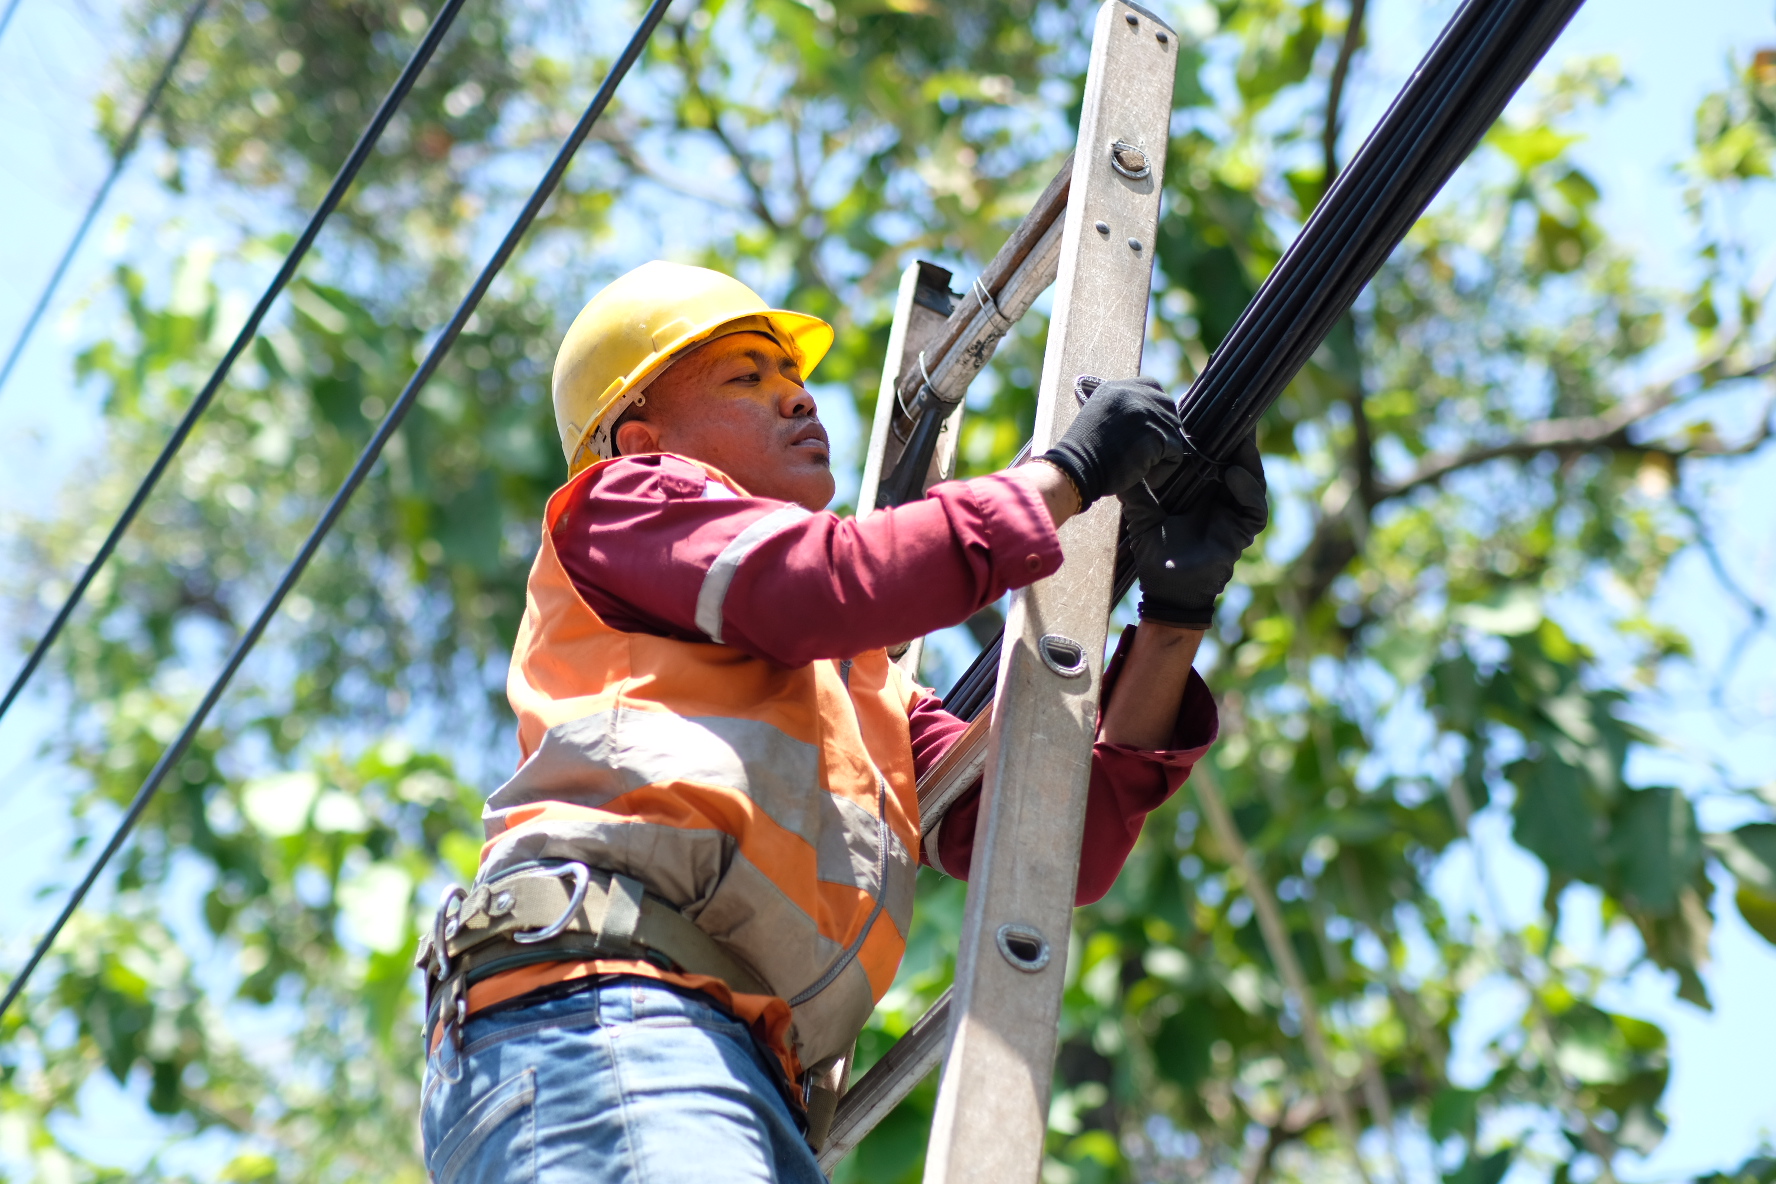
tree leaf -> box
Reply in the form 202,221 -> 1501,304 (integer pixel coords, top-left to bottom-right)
1606,786 -> 1702,914
1511,758 -> 1605,880
1444,1148 -> 1512,1184
1734,886 -> 1776,947
1708,822 -> 1776,892
1430,1087 -> 1479,1143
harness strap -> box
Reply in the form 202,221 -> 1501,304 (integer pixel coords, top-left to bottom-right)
417,862 -> 771,1035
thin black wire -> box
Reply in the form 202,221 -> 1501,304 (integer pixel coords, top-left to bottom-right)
0,0 -> 674,1027
0,0 -> 471,730
0,0 -> 211,401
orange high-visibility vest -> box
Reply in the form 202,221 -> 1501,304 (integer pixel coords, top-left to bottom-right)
477,456 -> 924,1071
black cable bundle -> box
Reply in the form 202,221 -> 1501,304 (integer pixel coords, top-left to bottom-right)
1162,0 -> 1585,508
943,0 -> 1586,721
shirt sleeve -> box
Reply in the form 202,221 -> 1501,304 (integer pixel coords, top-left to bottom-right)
915,626 -> 1219,906
551,454 -> 1064,665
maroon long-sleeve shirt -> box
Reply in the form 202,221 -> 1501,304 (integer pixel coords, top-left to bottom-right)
552,454 -> 1216,904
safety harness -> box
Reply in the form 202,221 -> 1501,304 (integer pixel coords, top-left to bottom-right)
416,860 -> 768,1045
416,861 -> 850,1149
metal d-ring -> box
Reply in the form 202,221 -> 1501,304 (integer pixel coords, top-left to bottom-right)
431,883 -> 467,980
513,862 -> 591,944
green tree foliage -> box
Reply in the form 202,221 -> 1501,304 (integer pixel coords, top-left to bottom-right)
2,1 -> 1774,1180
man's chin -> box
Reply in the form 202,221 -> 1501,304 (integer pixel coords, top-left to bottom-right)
790,465 -> 836,510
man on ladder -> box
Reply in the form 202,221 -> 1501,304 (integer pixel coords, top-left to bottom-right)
415,253 -> 1264,1182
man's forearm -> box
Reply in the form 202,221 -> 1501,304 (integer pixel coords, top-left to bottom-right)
1099,621 -> 1204,749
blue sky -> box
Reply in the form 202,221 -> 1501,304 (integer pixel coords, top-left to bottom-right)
0,0 -> 1773,1177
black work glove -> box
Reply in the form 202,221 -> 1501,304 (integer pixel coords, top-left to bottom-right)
1119,431 -> 1268,628
1039,376 -> 1184,511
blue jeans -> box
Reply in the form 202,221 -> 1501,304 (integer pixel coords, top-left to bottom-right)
420,978 -> 826,1184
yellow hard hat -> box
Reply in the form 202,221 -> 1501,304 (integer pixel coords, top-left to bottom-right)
552,260 -> 834,474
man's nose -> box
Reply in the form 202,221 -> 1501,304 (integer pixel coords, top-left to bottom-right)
781,382 -> 817,420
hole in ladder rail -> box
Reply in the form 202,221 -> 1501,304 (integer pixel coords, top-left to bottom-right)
1038,633 -> 1088,678
996,923 -> 1051,973
1109,140 -> 1150,181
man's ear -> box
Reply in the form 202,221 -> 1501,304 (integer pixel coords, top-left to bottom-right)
614,417 -> 662,456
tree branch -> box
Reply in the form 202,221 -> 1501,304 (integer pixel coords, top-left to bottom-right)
1283,356 -> 1775,610
1322,0 -> 1368,185
1350,382 -> 1378,511
1673,489 -> 1772,707
1379,361 -> 1774,500
1239,1119 -> 1288,1184
668,20 -> 782,233
1195,764 -> 1376,1184
602,135 -> 754,213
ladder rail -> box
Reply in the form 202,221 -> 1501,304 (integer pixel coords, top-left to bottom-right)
861,156 -> 1073,516
856,262 -> 961,519
923,5 -> 1177,1178
871,210 -> 1067,509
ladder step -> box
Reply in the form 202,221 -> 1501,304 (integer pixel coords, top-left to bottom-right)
916,713 -> 989,830
817,989 -> 954,1170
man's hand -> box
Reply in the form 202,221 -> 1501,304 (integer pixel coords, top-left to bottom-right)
1119,431 -> 1268,628
1038,377 -> 1184,512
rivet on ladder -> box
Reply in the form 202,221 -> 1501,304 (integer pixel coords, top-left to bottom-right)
1127,238 -> 1142,252
1156,29 -> 1169,44
1124,12 -> 1138,26
1094,220 -> 1110,235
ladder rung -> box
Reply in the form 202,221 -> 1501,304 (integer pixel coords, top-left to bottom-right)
916,713 -> 989,831
818,989 -> 953,1170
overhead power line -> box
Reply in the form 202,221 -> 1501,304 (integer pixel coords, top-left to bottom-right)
0,0 -> 211,402
0,0 -> 471,730
0,0 -> 675,1025
0,0 -> 22,49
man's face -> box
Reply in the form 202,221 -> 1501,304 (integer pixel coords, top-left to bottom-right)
615,331 -> 834,510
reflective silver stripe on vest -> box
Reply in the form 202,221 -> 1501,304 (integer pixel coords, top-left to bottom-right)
487,710 -> 919,938
790,775 -> 891,1007
694,504 -> 811,643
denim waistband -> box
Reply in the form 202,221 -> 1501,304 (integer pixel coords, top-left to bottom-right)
425,975 -> 805,1126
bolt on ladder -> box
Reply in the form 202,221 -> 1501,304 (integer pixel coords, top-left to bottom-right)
820,2 -> 1177,1177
